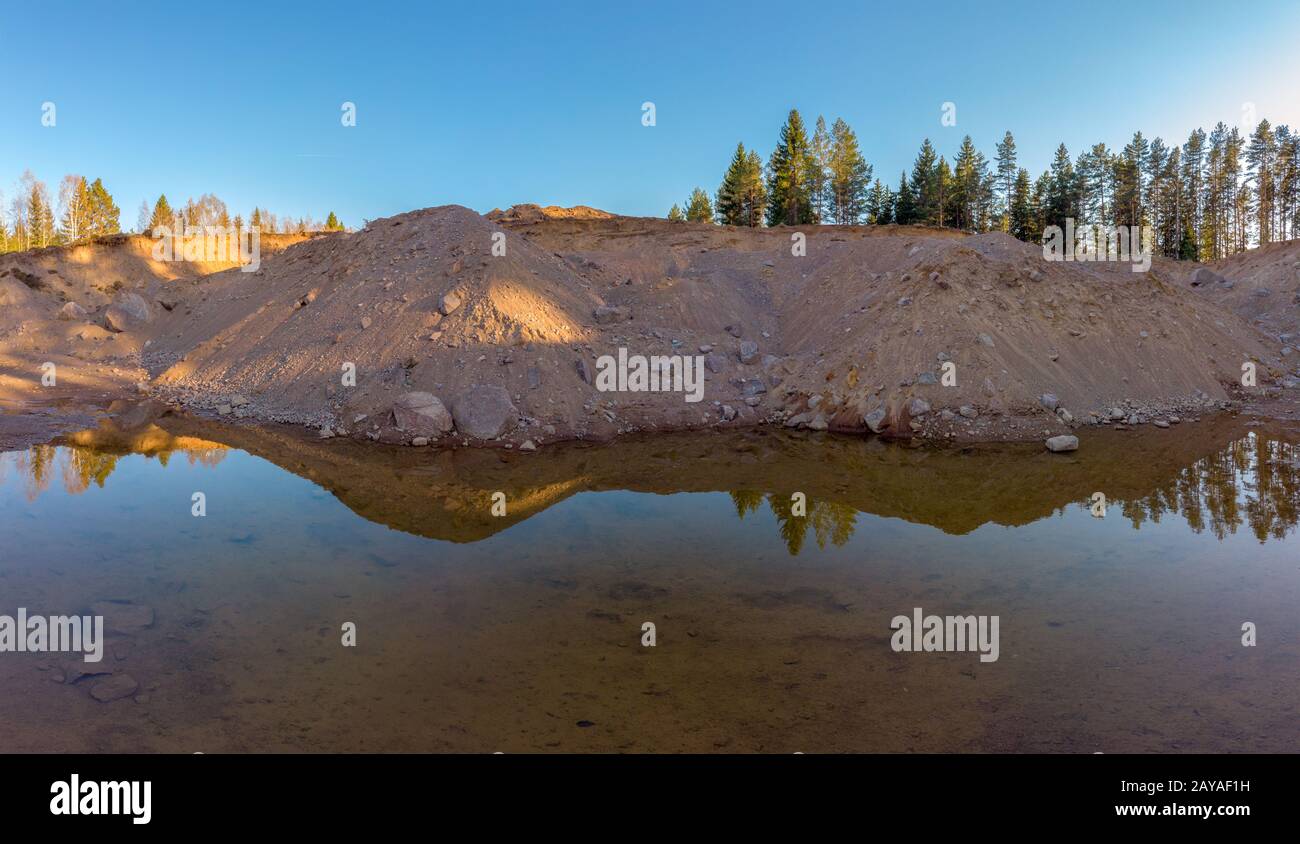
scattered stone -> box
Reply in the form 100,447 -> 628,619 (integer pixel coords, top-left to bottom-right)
438,290 -> 463,315
977,333 -> 995,348
1153,419 -> 1169,428
909,397 -> 931,416
959,405 -> 978,419
1045,435 -> 1079,453
410,436 -> 429,446
90,674 -> 139,703
738,340 -> 759,363
392,391 -> 454,436
519,439 -> 537,451
450,384 -> 518,439
863,407 -> 888,433
1039,393 -> 1059,411
103,292 -> 153,333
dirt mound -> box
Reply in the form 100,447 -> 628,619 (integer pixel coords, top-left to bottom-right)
3,205 -> 1295,449
486,204 -> 617,224
0,231 -> 311,312
1169,239 -> 1300,342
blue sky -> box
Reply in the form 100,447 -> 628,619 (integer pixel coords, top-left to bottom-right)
4,0 -> 1298,228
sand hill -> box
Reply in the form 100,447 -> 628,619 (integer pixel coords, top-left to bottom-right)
2,205 -> 1297,450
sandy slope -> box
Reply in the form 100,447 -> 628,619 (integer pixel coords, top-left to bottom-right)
1,205 -> 1296,448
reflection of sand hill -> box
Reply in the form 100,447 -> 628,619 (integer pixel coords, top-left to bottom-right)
140,414 -> 1300,547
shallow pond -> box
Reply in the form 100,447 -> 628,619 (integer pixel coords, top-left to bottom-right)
1,414 -> 1297,752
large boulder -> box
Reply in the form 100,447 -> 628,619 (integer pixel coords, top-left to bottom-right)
450,384 -> 518,439
104,292 -> 152,332
392,392 -> 454,436
1189,267 -> 1223,287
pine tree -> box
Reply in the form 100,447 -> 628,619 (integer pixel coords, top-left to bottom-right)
934,157 -> 953,227
1246,119 -> 1277,245
325,211 -> 343,231
826,118 -> 871,224
30,186 -> 56,248
667,204 -> 685,222
952,135 -> 988,231
766,109 -> 817,226
684,187 -> 713,223
894,171 -> 916,225
909,139 -> 939,224
84,178 -> 120,237
1009,168 -> 1034,241
994,131 -> 1017,231
716,142 -> 750,225
866,179 -> 893,225
148,194 -> 174,232
1045,144 -> 1079,231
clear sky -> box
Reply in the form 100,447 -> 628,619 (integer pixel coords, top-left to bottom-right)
4,0 -> 1298,228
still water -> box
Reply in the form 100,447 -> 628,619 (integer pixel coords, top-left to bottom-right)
1,414 -> 1297,752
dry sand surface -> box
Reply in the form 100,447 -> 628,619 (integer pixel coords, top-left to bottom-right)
2,204 -> 1298,450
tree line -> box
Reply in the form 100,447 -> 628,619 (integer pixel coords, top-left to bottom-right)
669,108 -> 1300,259
0,171 -> 345,254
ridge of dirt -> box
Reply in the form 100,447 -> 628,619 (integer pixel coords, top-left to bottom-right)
1167,239 -> 1300,341
1,205 -> 1297,450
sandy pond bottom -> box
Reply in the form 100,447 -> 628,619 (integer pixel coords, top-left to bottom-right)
0,415 -> 1297,753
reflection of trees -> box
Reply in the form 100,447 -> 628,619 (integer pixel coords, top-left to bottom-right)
730,490 -> 857,555
4,441 -> 229,501
1113,433 -> 1299,543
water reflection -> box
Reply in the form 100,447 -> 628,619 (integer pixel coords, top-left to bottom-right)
1,411 -> 1297,753
5,414 -> 1298,552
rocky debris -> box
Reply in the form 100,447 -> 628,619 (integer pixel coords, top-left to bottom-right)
392,391 -> 454,436
738,340 -> 759,364
104,292 -> 152,332
1045,435 -> 1079,453
959,405 -> 979,419
908,397 -> 931,416
89,673 -> 139,703
705,353 -> 727,373
1039,393 -> 1059,412
89,600 -> 154,634
450,384 -> 518,439
438,290 -> 463,315
593,305 -> 630,325
1189,267 -> 1224,286
863,407 -> 887,433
